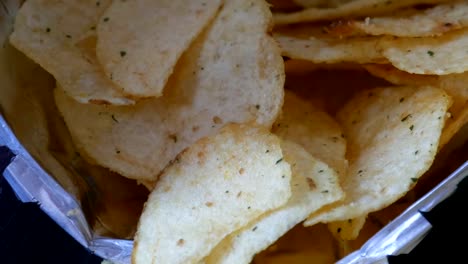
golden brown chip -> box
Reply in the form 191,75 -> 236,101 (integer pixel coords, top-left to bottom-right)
305,85 -> 451,225
9,0 -> 133,105
54,0 -> 284,182
273,0 -> 450,25
96,0 -> 222,98
204,140 -> 343,264
132,123 -> 292,264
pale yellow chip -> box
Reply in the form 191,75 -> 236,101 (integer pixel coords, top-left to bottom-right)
328,214 -> 367,240
364,64 -> 468,147
203,140 -> 343,264
9,0 -> 133,105
274,32 -> 386,64
54,0 -> 284,182
132,123 -> 292,264
273,0 -> 450,25
96,0 -> 222,98
379,28 -> 468,75
327,1 -> 468,37
305,85 -> 451,225
273,91 -> 348,177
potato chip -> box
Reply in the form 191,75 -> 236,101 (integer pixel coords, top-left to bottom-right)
273,0 -> 450,25
379,28 -> 468,75
275,32 -> 386,65
363,64 -> 468,147
54,0 -> 284,181
273,91 -> 348,177
328,214 -> 367,240
96,0 -> 222,98
132,123 -> 292,264
9,0 -> 134,105
326,1 -> 468,37
203,140 -> 343,264
363,64 -> 467,116
305,85 -> 451,225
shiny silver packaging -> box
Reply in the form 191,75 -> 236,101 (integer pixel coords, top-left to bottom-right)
1,1 -> 467,263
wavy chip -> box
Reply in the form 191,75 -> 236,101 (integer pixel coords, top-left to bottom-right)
327,1 -> 468,37
379,28 -> 468,75
203,140 -> 343,264
273,0 -> 450,25
132,124 -> 292,264
305,85 -> 451,225
54,0 -> 284,181
9,0 -> 133,105
364,64 -> 468,147
273,91 -> 347,176
96,0 -> 222,98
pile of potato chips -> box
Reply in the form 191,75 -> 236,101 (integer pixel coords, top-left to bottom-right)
8,0 -> 468,263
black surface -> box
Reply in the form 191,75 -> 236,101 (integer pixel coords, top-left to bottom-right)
388,172 -> 468,264
0,145 -> 103,264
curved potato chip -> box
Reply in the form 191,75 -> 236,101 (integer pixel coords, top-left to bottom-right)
9,0 -> 133,105
363,64 -> 468,147
204,140 -> 343,264
379,28 -> 468,75
96,0 -> 222,98
305,85 -> 451,225
132,124 -> 292,264
54,0 -> 284,181
274,31 -> 386,64
273,91 -> 347,177
273,0 -> 450,25
328,1 -> 468,37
